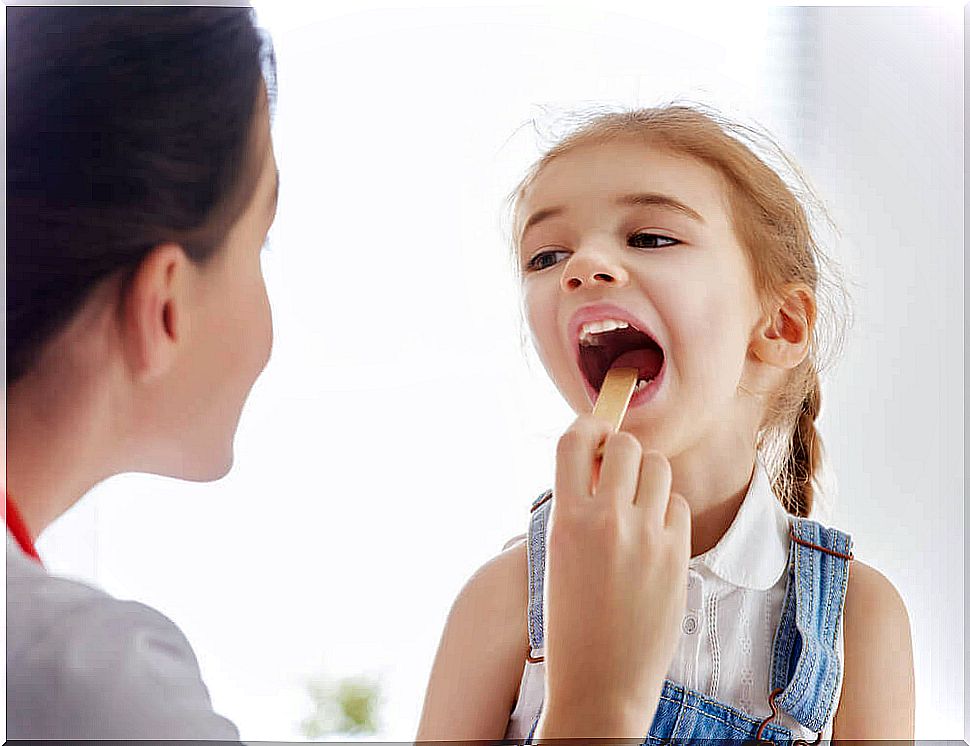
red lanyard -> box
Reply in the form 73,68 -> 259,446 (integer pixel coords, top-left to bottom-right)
5,493 -> 42,564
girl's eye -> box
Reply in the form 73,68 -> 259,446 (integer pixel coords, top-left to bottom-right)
628,232 -> 680,250
525,248 -> 570,272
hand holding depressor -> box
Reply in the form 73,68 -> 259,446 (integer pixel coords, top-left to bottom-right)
534,412 -> 691,740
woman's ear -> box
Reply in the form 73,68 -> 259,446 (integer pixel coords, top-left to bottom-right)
750,284 -> 816,370
121,243 -> 192,383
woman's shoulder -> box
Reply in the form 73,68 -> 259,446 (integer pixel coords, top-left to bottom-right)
7,534 -> 120,631
7,534 -> 199,669
6,537 -> 239,740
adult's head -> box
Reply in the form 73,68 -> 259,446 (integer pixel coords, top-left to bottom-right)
7,7 -> 279,505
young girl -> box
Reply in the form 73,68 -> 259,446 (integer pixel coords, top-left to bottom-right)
417,106 -> 915,741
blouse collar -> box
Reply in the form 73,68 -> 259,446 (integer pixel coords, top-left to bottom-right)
689,460 -> 790,591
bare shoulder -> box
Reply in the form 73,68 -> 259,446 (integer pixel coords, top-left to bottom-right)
416,538 -> 529,740
833,559 -> 914,738
844,560 -> 907,620
451,537 -> 529,625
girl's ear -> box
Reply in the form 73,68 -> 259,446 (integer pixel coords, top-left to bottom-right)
750,283 -> 816,370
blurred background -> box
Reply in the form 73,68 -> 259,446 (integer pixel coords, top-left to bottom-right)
33,3 -> 964,740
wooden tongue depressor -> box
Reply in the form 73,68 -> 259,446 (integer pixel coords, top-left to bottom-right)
591,366 -> 639,458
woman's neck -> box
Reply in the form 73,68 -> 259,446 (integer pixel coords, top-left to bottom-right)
5,278 -> 140,540
6,366 -> 121,541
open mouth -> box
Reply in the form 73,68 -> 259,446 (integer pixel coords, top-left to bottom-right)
577,319 -> 665,396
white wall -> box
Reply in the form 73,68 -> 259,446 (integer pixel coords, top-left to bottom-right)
782,7 -> 963,739
32,3 -> 964,740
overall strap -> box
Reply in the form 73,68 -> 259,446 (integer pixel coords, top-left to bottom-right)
769,517 -> 854,733
526,490 -> 553,657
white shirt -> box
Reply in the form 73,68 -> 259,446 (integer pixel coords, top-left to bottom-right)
6,532 -> 241,740
674,462 -> 844,738
507,462 -> 845,741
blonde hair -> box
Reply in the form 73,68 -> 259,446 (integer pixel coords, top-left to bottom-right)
510,104 -> 851,517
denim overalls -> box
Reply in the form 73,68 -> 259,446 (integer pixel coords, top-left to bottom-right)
513,489 -> 854,744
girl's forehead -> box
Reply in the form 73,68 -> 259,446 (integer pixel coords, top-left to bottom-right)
519,139 -> 731,223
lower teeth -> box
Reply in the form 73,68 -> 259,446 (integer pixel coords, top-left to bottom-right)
634,377 -> 653,392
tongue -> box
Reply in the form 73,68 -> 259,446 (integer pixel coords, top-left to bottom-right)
610,347 -> 663,382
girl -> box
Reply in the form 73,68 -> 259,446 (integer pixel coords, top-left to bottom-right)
6,7 -> 678,739
417,106 -> 915,742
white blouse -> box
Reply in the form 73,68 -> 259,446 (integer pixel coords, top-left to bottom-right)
507,462 -> 845,741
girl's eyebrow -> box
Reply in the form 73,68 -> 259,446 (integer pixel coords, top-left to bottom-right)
616,192 -> 705,223
520,206 -> 564,240
521,192 -> 705,241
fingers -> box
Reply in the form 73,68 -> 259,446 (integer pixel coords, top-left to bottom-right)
666,491 -> 691,538
555,415 -> 613,504
665,491 -> 692,561
596,432 -> 642,504
665,491 -> 690,530
556,417 -> 686,541
634,450 -> 673,527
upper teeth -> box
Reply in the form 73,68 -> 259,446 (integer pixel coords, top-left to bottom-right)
579,318 -> 630,345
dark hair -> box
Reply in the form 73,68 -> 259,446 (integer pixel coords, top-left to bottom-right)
7,7 -> 277,385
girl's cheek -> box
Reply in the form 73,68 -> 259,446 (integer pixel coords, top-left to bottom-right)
522,284 -> 548,336
523,286 -> 567,372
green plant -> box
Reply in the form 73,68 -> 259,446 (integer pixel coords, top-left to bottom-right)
300,674 -> 383,739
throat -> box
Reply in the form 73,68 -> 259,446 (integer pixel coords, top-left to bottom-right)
689,494 -> 747,558
662,455 -> 760,559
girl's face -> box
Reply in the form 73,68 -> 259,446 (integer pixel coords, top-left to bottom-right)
517,138 -> 768,458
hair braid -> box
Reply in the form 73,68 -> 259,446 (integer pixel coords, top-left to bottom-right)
777,371 -> 822,517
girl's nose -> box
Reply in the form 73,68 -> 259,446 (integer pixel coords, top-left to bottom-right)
561,249 -> 629,291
